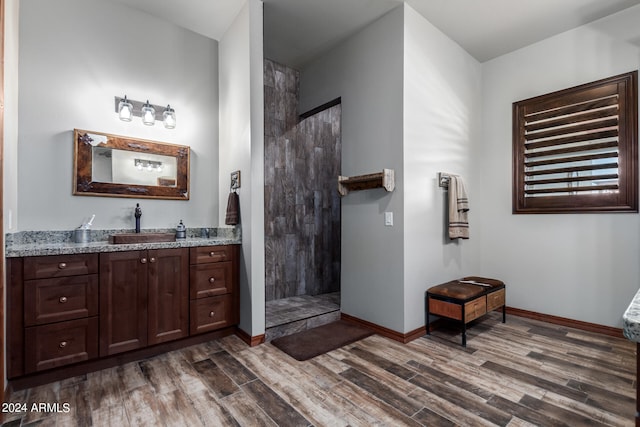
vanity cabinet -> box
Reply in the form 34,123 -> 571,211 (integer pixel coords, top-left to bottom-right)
99,248 -> 189,356
7,243 -> 238,384
189,245 -> 239,334
8,253 -> 100,376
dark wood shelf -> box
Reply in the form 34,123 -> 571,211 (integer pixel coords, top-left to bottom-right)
338,169 -> 395,196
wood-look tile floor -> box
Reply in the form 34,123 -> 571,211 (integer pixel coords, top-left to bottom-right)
2,312 -> 636,426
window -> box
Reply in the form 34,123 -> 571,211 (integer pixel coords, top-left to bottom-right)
512,71 -> 638,213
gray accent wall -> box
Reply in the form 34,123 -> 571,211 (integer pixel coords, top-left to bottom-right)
300,6 -> 406,332
264,59 -> 341,301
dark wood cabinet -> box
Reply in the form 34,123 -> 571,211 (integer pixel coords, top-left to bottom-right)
8,253 -> 100,377
7,244 -> 238,384
99,248 -> 189,356
189,245 -> 239,335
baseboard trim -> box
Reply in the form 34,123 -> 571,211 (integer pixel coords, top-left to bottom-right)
506,307 -> 624,338
341,307 -> 623,344
341,313 -> 425,344
235,327 -> 265,347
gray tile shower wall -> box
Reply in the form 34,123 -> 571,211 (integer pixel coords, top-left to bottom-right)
264,59 -> 341,301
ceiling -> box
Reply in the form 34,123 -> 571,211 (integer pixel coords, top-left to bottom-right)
107,0 -> 640,66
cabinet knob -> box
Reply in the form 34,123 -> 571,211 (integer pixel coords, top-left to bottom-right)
140,258 -> 147,264
209,277 -> 216,284
59,296 -> 68,303
209,251 -> 216,257
209,311 -> 215,318
59,341 -> 67,348
58,262 -> 67,269
150,257 -> 156,263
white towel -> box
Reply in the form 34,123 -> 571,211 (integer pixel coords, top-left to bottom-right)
448,175 -> 469,239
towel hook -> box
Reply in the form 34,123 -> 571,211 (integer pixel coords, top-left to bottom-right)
438,172 -> 452,188
230,170 -> 241,192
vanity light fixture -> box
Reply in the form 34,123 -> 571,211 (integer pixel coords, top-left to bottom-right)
135,159 -> 163,172
114,96 -> 176,129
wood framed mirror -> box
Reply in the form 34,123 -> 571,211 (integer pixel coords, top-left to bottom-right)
73,129 -> 190,200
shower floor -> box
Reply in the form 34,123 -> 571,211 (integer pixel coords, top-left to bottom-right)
265,292 -> 340,341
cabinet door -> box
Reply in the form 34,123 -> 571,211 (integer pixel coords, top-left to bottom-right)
148,248 -> 189,345
99,251 -> 148,356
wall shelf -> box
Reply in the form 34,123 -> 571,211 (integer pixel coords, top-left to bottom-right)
338,169 -> 395,196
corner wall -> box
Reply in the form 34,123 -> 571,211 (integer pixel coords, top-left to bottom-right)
479,5 -> 640,327
219,0 -> 265,337
402,5 -> 482,332
300,6 -> 405,332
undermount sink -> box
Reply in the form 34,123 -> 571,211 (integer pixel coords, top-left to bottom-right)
109,232 -> 176,244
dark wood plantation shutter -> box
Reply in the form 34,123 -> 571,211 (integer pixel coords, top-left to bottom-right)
513,71 -> 638,213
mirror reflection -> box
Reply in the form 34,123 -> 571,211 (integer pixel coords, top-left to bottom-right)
92,147 -> 178,187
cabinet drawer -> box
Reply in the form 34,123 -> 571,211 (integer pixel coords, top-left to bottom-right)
190,295 -> 235,335
190,246 -> 233,264
24,275 -> 99,326
487,289 -> 505,312
464,297 -> 487,323
24,253 -> 98,280
190,262 -> 233,299
25,317 -> 98,373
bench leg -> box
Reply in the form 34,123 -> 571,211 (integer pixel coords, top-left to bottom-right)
462,322 -> 467,347
502,305 -> 506,323
461,304 -> 467,347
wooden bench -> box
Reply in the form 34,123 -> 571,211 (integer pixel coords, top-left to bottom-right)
426,276 -> 505,346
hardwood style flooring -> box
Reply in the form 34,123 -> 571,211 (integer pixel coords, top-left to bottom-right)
2,312 -> 635,426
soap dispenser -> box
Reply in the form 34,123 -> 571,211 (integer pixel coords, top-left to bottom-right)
176,220 -> 186,240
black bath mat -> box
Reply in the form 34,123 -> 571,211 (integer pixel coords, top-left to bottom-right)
271,320 -> 374,361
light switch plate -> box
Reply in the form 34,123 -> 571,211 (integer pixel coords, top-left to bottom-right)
384,211 -> 393,226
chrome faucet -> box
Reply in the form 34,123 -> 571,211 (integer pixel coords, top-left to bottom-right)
134,203 -> 142,233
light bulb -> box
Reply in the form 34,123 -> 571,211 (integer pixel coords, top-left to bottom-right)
118,96 -> 133,122
141,100 -> 156,126
163,105 -> 176,129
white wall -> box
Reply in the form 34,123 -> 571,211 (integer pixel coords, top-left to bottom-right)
300,6 -> 405,332
479,5 -> 640,328
16,0 -> 219,231
219,0 -> 265,337
3,0 -> 19,233
403,5 -> 482,332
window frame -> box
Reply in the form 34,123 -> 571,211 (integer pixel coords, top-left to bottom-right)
512,71 -> 638,214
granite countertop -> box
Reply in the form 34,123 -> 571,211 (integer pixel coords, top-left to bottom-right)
622,288 -> 640,343
5,227 -> 241,258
